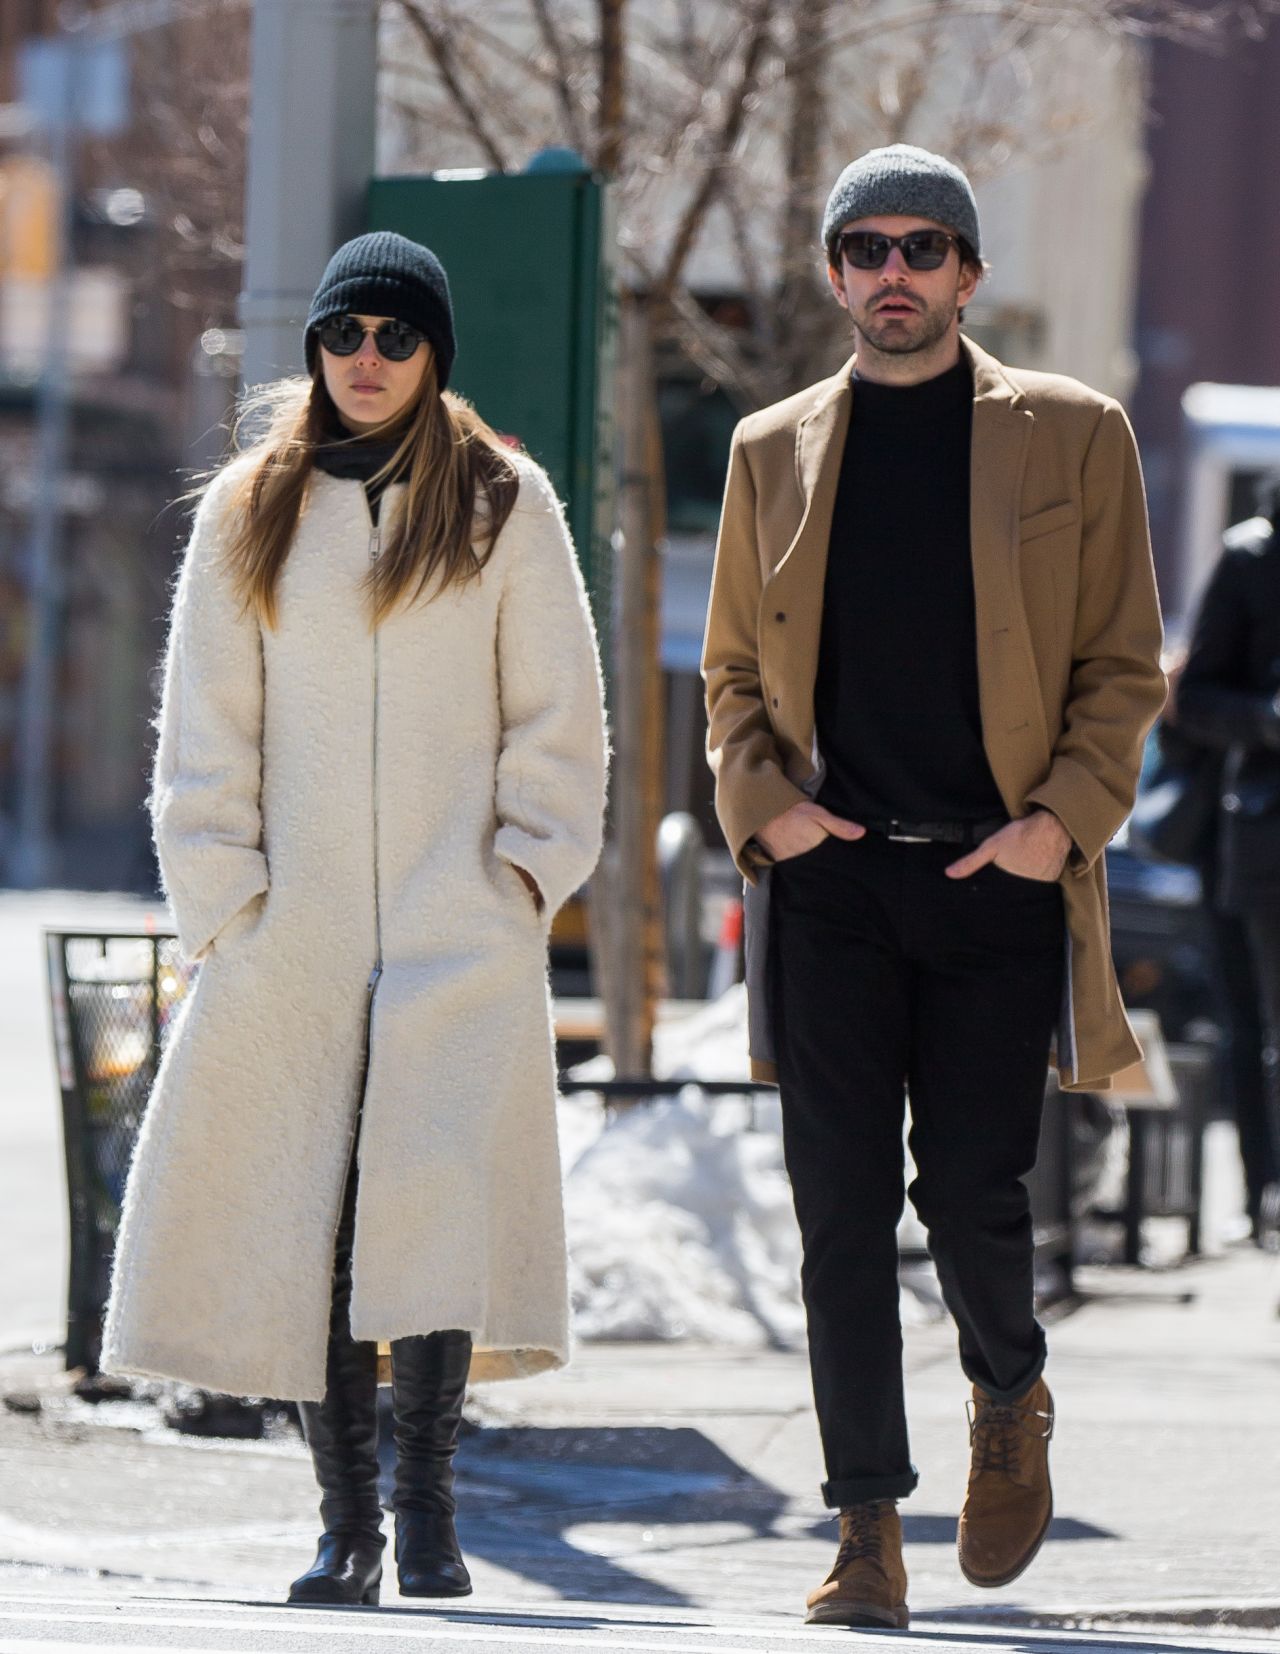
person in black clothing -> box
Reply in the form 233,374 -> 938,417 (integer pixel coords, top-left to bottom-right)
1174,477 -> 1280,1240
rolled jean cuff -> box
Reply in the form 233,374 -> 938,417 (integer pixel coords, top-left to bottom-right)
822,1464 -> 919,1508
964,1344 -> 1047,1406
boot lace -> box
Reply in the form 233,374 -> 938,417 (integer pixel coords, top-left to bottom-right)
967,1395 -> 1053,1477
833,1500 -> 888,1571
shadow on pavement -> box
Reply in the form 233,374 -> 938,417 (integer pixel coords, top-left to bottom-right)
378,1421 -> 789,1608
802,1513 -> 1118,1543
240,1598 -> 1264,1653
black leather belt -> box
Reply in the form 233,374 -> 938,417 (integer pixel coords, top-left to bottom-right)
862,815 -> 1008,847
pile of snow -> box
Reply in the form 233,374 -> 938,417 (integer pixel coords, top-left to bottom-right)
559,986 -> 945,1347
562,1085 -> 805,1347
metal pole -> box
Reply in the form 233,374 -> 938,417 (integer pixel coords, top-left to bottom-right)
658,811 -> 705,999
239,0 -> 379,391
8,41 -> 77,888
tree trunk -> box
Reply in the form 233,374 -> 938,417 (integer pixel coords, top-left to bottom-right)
590,289 -> 666,1082
597,0 -> 625,174
773,0 -> 837,395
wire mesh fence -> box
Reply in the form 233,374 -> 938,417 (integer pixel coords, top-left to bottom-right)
46,931 -> 197,1373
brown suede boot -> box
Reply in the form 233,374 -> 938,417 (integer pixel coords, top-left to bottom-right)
804,1500 -> 909,1629
958,1377 -> 1054,1587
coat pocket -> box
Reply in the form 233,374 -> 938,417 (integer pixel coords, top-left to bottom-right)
1019,501 -> 1079,542
494,852 -> 545,926
210,888 -> 268,952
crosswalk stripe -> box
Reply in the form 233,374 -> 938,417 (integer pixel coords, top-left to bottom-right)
0,1600 -> 862,1647
0,1616 -> 890,1654
0,1598 -> 1260,1653
0,1645 -> 224,1654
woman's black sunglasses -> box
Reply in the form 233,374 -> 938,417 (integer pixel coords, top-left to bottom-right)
317,315 -> 426,362
834,229 -> 961,271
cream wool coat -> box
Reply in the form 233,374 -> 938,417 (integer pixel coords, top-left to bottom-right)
102,450 -> 608,1402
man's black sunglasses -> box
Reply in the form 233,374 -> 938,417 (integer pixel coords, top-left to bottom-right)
317,315 -> 426,362
833,229 -> 962,271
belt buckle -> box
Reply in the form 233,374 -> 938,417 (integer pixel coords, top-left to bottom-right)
885,819 -> 932,843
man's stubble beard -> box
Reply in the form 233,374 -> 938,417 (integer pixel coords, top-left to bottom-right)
853,295 -> 956,357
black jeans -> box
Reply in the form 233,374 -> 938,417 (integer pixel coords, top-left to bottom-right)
1201,905 -> 1280,1226
1229,910 -> 1280,1223
768,831 -> 1065,1507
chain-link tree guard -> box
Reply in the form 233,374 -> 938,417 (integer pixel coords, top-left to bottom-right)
47,933 -> 197,1374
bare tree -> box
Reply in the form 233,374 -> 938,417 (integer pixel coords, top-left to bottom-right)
387,0 -> 1274,408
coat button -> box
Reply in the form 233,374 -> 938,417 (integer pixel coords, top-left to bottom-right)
772,696 -> 779,708
775,611 -> 786,622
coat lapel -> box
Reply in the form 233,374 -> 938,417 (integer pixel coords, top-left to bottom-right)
967,335 -> 1029,637
763,357 -> 853,773
965,336 -> 1053,799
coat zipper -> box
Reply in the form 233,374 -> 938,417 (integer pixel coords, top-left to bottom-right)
368,517 -> 383,997
327,503 -> 384,1331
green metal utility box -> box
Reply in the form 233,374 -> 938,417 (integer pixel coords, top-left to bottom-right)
367,163 -> 615,630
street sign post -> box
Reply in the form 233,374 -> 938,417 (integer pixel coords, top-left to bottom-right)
18,36 -> 128,137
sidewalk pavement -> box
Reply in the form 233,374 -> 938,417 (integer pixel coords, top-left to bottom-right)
1,1246 -> 1277,1642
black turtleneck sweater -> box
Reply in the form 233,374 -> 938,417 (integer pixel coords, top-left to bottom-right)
814,355 -> 1005,826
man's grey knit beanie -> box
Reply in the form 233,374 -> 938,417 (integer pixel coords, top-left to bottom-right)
821,144 -> 981,259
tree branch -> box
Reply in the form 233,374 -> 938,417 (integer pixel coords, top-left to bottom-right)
598,0 -> 626,173
529,0 -> 589,152
810,0 -> 1266,61
660,283 -> 778,411
657,0 -> 778,297
396,0 -> 511,170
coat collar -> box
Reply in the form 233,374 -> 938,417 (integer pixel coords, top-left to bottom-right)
962,333 -> 1025,410
793,353 -> 855,511
789,332 -> 1024,512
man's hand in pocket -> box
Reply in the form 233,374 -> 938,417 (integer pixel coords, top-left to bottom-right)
756,801 -> 865,863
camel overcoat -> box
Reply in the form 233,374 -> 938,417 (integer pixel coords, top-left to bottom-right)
102,449 -> 608,1402
702,337 -> 1166,1092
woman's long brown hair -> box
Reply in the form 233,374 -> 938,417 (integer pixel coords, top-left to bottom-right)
216,353 -> 520,629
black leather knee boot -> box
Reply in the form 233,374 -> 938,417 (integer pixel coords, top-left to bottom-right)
288,1161 -> 384,1607
390,1330 -> 473,1597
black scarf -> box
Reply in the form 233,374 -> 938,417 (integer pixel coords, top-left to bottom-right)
312,421 -> 409,523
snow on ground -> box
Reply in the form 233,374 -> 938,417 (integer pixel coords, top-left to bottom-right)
563,1086 -> 806,1348
560,987 -> 946,1348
